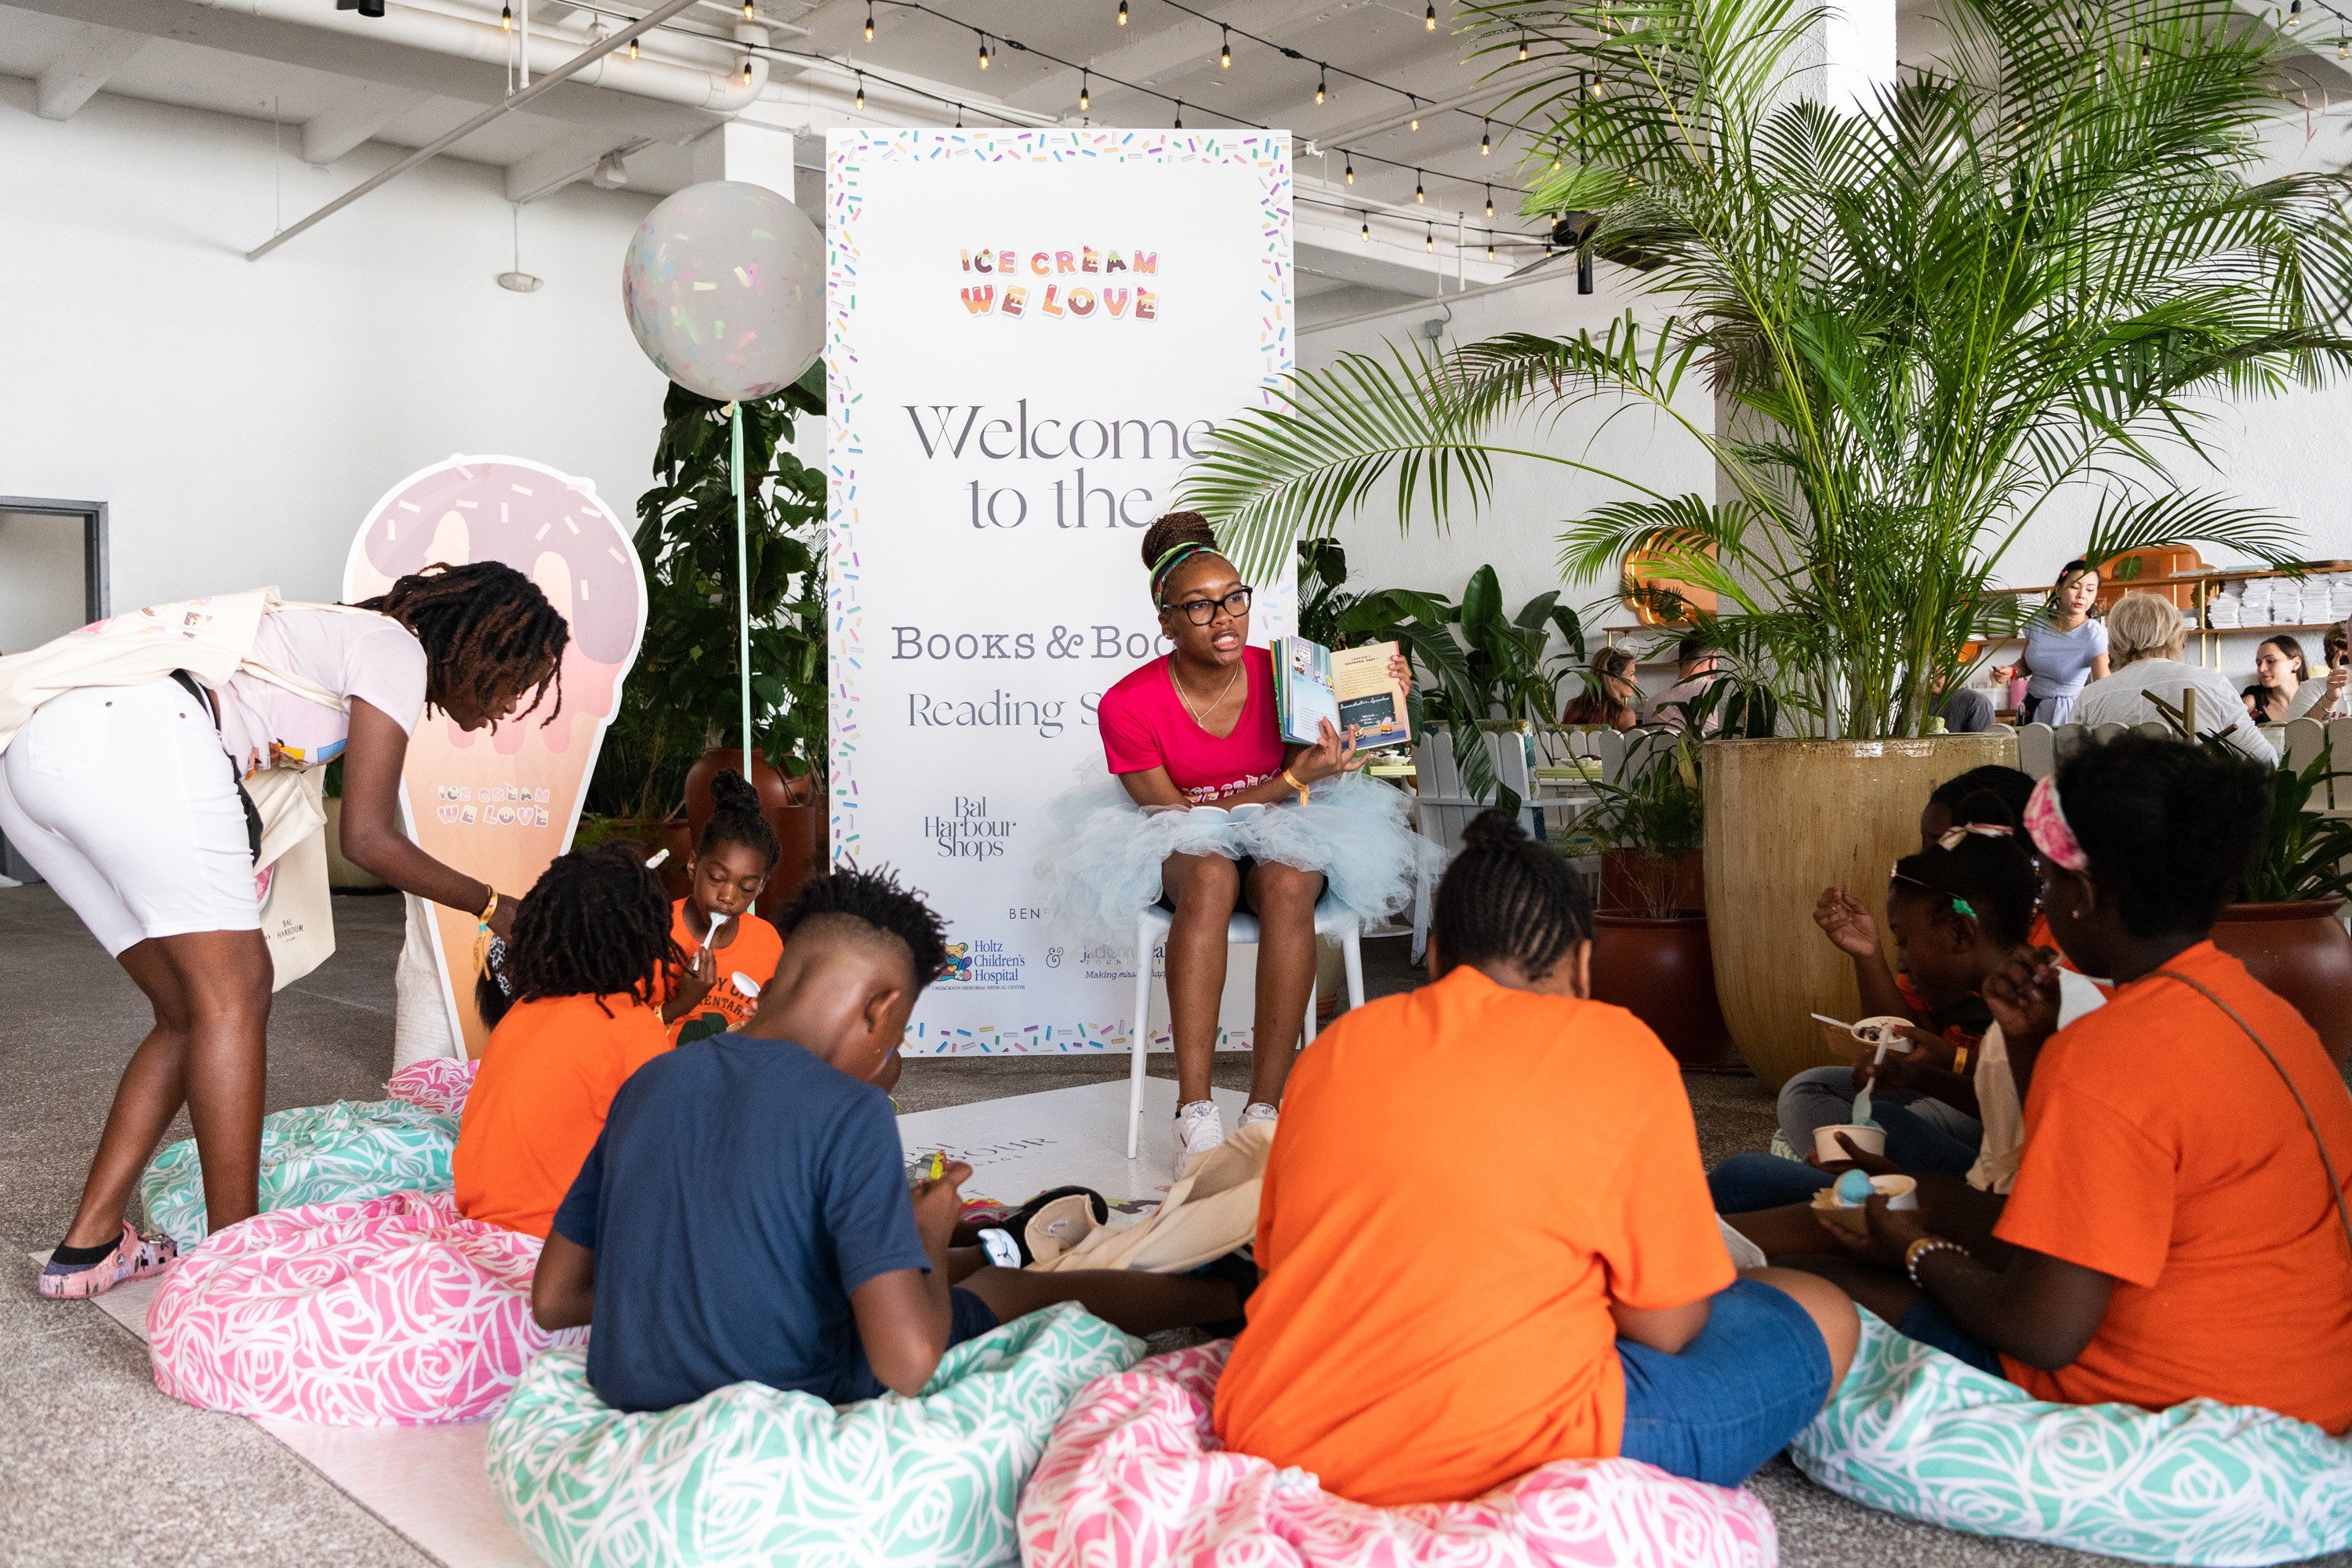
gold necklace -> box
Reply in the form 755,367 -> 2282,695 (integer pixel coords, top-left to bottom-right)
1172,658 -> 1243,728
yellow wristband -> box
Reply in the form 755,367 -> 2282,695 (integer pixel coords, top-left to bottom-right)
1280,767 -> 1308,803
473,890 -> 499,975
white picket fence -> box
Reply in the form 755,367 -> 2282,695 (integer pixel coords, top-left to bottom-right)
2009,716 -> 2352,813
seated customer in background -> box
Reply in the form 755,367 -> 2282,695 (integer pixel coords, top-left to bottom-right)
1213,811 -> 1858,1503
2073,592 -> 2278,763
1560,647 -> 1640,731
1802,735 -> 2352,1432
454,845 -> 676,1238
528,866 -> 1244,1413
1642,637 -> 1725,732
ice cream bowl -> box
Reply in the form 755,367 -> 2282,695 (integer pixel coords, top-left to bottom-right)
1809,1173 -> 1919,1236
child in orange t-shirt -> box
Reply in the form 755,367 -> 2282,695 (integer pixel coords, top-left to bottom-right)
1212,811 -> 1859,1504
662,770 -> 786,1046
454,844 -> 678,1239
1814,734 -> 2352,1434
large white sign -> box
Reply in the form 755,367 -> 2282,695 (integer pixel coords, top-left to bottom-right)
826,129 -> 1294,1055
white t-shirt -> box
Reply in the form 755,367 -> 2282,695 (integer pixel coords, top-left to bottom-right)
2071,658 -> 2277,764
1966,967 -> 2108,1195
212,607 -> 428,776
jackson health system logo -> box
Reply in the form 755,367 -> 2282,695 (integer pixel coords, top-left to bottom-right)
927,795 -> 1029,988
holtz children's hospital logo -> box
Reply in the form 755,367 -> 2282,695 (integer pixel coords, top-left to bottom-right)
941,938 -> 1027,988
942,942 -> 975,982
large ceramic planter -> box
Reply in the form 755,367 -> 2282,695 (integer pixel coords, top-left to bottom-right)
1591,912 -> 1733,1069
2211,898 -> 2352,1069
1703,733 -> 2016,1091
683,748 -> 820,919
1599,848 -> 1704,915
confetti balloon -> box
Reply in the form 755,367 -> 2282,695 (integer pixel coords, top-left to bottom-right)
622,180 -> 822,402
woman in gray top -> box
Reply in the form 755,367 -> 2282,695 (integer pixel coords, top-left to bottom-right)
2015,560 -> 2110,724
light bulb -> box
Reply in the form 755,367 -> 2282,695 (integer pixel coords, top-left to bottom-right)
499,3 -> 512,29
742,0 -> 755,17
1118,0 -> 1127,23
1345,157 -> 1355,184
1414,171 -> 1425,202
1221,27 -> 1231,67
1486,241 -> 1495,259
1424,224 -> 1434,252
1425,2 -> 1437,31
1316,66 -> 1327,103
1361,216 -> 1371,241
1174,100 -> 1184,128
1480,121 -> 1491,155
864,2 -> 873,40
2142,40 -> 2152,65
956,103 -> 964,127
854,74 -> 864,110
742,57 -> 753,84
1409,100 -> 1421,130
1484,186 -> 1494,216
1552,151 -> 1563,170
626,35 -> 638,58
2340,36 -> 2348,58
1080,72 -> 1090,111
1592,78 -> 1604,99
1519,31 -> 1530,61
977,33 -> 989,67
2289,0 -> 2303,28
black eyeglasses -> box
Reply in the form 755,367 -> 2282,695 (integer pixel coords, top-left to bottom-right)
1163,586 -> 1253,625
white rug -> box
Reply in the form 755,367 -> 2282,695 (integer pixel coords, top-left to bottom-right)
63,1077 -> 1240,1566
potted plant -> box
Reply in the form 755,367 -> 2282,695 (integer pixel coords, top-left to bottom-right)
1576,734 -> 1733,1067
588,367 -> 829,913
1180,0 -> 2342,1086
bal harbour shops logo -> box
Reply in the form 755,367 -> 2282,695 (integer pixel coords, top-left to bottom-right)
925,795 -> 1014,860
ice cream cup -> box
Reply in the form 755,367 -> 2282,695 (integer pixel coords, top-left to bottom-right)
1814,1123 -> 1887,1162
1809,1173 -> 1918,1235
1852,1016 -> 1912,1052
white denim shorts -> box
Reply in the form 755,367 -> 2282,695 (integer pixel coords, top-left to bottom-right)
0,679 -> 260,956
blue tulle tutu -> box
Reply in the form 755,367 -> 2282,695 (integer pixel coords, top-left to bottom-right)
1038,770 -> 1440,944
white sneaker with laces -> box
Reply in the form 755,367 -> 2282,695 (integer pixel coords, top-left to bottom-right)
1173,1099 -> 1225,1167
1237,1101 -> 1278,1130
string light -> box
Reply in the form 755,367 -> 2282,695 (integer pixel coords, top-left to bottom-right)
1361,216 -> 1371,241
1117,0 -> 1127,22
1518,31 -> 1530,61
1425,223 -> 1434,251
1480,120 -> 1491,155
864,1 -> 873,39
1486,239 -> 1496,259
1316,65 -> 1327,103
626,34 -> 637,57
976,31 -> 989,67
741,56 -> 753,84
1485,185 -> 1494,216
2340,35 -> 2349,58
854,72 -> 864,109
1425,2 -> 1437,31
1409,96 -> 1421,130
1079,71 -> 1090,111
2289,0 -> 2303,28
2141,38 -> 2151,64
1345,156 -> 1355,184
1414,169 -> 1425,202
742,0 -> 754,17
499,2 -> 512,28
1221,26 -> 1232,67
1174,99 -> 1184,128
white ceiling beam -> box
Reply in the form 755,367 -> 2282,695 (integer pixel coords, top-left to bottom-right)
300,84 -> 433,165
33,20 -> 147,121
1004,0 -> 1369,113
503,132 -> 644,201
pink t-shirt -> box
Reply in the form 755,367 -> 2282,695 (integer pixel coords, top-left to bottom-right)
212,607 -> 429,776
1098,646 -> 1285,804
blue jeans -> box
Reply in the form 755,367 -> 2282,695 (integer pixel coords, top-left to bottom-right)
1709,1152 -> 1835,1213
1619,1279 -> 1834,1486
1875,1101 -> 1981,1176
1777,1064 -> 1984,1156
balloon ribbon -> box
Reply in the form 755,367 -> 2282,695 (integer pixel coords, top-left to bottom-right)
732,401 -> 753,776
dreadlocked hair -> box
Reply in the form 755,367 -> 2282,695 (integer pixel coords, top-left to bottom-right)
357,561 -> 568,728
1888,836 -> 2037,949
1429,809 -> 1593,981
503,844 -> 677,1015
780,863 -> 951,991
698,769 -> 782,871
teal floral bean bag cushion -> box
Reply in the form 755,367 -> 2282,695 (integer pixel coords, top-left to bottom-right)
1791,1312 -> 2352,1566
140,1098 -> 458,1250
488,1301 -> 1142,1568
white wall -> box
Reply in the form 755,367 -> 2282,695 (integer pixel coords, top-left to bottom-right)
0,78 -> 669,612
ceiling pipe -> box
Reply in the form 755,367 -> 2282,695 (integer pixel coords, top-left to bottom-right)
182,0 -> 768,114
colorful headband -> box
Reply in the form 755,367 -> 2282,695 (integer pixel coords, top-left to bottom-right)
2024,774 -> 2089,873
1936,822 -> 2016,852
1149,540 -> 1221,601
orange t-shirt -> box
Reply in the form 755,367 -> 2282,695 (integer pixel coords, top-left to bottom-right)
452,992 -> 672,1238
1212,965 -> 1736,1506
1995,942 -> 2352,1432
663,901 -> 785,1042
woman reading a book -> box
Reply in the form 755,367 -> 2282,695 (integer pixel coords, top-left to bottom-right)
1041,513 -> 1436,1166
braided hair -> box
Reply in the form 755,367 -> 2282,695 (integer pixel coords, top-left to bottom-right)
356,561 -> 568,728
503,843 -> 678,1015
1888,836 -> 2038,949
1429,809 -> 1594,981
780,863 -> 951,991
699,768 -> 781,871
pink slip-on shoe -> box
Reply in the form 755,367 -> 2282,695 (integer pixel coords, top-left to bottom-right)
38,1221 -> 177,1300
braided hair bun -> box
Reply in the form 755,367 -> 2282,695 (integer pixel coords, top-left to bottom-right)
699,768 -> 782,872
1430,808 -> 1594,981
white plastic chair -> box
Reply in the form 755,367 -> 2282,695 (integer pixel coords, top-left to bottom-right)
1127,894 -> 1366,1159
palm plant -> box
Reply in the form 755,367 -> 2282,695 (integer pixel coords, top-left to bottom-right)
1182,0 -> 2352,739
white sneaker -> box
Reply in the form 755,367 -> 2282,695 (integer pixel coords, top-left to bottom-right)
1237,1101 -> 1278,1130
1174,1099 -> 1225,1167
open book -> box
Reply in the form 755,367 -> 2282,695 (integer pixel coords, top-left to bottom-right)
1271,637 -> 1412,751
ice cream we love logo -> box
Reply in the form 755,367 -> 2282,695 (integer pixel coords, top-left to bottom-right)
957,245 -> 1160,321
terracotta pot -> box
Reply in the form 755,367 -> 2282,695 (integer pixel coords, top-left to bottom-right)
682,748 -> 821,919
1703,733 -> 2017,1091
2210,898 -> 2352,1069
1599,848 -> 1704,916
1591,912 -> 1733,1069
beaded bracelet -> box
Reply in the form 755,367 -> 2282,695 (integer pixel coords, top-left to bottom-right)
1904,1235 -> 1968,1288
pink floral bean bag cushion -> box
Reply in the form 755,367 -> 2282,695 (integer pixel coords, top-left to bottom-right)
386,1057 -> 480,1116
148,1189 -> 581,1425
1019,1341 -> 1780,1568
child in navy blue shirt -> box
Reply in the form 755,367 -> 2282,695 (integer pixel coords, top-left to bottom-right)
531,866 -> 1243,1410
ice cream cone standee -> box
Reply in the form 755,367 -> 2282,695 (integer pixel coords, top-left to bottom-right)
343,455 -> 649,1056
